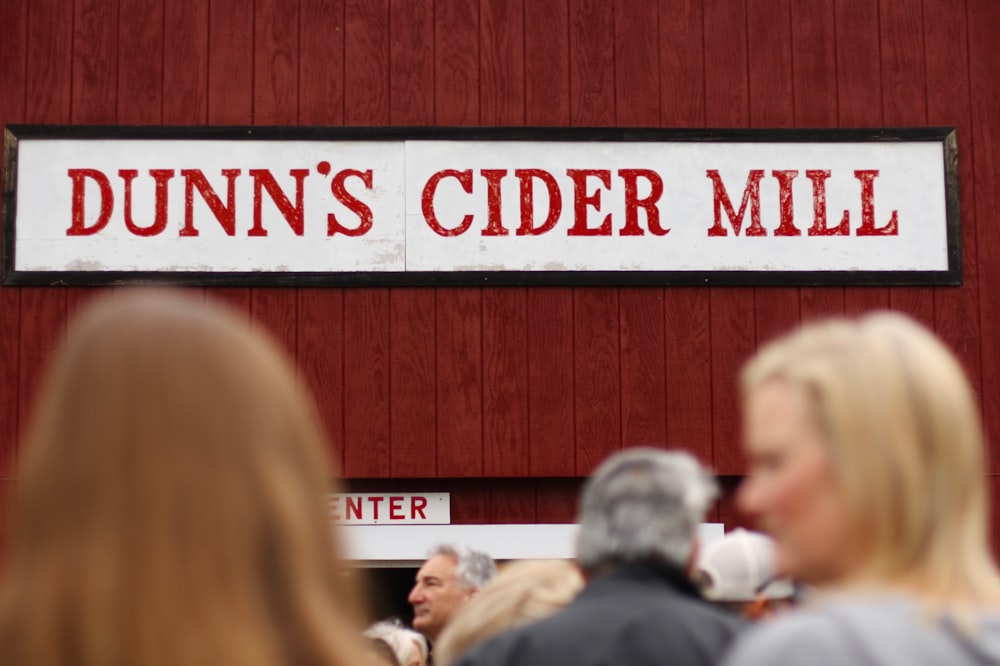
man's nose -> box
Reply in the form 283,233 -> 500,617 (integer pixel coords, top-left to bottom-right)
408,585 -> 422,604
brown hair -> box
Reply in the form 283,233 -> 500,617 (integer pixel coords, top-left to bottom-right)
0,289 -> 365,666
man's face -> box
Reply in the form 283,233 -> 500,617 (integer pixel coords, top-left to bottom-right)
408,554 -> 474,642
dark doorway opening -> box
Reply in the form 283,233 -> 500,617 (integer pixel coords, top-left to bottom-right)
366,566 -> 420,625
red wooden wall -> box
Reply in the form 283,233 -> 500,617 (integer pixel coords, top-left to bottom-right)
0,0 -> 998,534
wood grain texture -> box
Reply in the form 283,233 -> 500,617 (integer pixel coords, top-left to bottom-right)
704,0 -> 754,476
524,0 -> 569,126
297,289 -> 346,474
119,0 -> 164,123
73,0 -> 118,124
664,290 -> 713,465
300,0 -> 345,125
619,290 -> 667,448
480,0 -> 525,125
436,289 -> 484,477
659,0 -> 704,128
489,479 -> 536,523
342,289 -> 391,476
614,0 -> 659,127
924,0 -> 983,443
389,289 -> 438,477
483,289 -> 530,476
536,478 -> 582,523
968,0 -> 1000,462
573,288 -> 621,475
0,0 -> 26,473
389,0 -> 433,125
527,289 -> 576,476
835,0 -> 889,316
435,0 -> 479,125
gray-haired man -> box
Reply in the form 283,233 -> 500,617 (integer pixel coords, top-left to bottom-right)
409,543 -> 497,645
455,448 -> 746,666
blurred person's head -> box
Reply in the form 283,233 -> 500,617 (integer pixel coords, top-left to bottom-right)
408,543 -> 497,643
433,559 -> 584,666
0,289 -> 365,666
738,311 -> 1000,602
695,528 -> 795,619
367,637 -> 402,666
576,447 -> 718,576
364,619 -> 428,666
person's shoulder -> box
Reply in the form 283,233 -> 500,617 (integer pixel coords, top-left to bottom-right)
721,602 -> 864,666
449,622 -> 539,666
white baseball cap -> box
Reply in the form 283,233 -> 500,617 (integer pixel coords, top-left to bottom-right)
696,528 -> 795,602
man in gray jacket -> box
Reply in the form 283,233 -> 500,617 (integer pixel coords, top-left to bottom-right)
453,447 -> 746,666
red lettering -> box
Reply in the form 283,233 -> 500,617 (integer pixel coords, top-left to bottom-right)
347,497 -> 363,520
368,496 -> 384,520
706,169 -> 766,237
619,168 -> 668,236
852,169 -> 898,236
411,496 -> 428,520
422,169 -> 474,236
567,169 -> 612,236
67,168 -> 113,236
328,169 -> 374,236
481,169 -> 508,236
117,169 -> 174,237
248,169 -> 309,237
180,169 -> 240,237
806,170 -> 849,236
515,169 -> 562,236
389,496 -> 405,520
772,170 -> 801,237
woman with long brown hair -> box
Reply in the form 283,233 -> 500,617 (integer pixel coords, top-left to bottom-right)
0,290 -> 366,666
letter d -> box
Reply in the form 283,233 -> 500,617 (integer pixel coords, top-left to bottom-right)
67,168 -> 114,236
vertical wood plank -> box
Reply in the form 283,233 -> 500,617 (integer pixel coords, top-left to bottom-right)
569,0 -> 619,475
968,0 -> 1000,463
250,0 -> 299,359
387,1 -> 436,478
524,0 -> 569,126
923,0 -> 982,438
20,0 -> 74,441
435,0 -> 479,126
614,0 -> 659,127
527,290 -> 576,476
119,0 -> 164,124
489,479 -> 537,523
879,0 -> 934,328
343,0 -> 391,477
835,0 -> 888,315
434,0 -> 483,477
343,289 -> 391,477
525,1 -> 574,476
389,0 -> 434,125
0,0 -> 27,473
480,0 -> 524,125
573,289 -> 621,475
747,0 -> 801,347
790,0 -> 845,322
480,0 -> 529,477
449,479 -> 491,524
483,289 -> 530,476
436,290 -> 484,477
660,0 -> 704,127
704,0 -> 754,476
536,478 -> 582,523
660,0 -> 712,465
616,0 -> 667,451
204,0 -> 250,310
298,290 -> 346,474
68,0 -> 120,318
299,0 -> 347,473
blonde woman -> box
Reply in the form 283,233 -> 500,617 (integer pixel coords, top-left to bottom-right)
0,290 -> 366,666
433,559 -> 584,666
723,312 -> 1000,665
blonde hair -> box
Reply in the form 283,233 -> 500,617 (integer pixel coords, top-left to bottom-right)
742,311 -> 1000,603
433,559 -> 584,666
0,290 -> 366,666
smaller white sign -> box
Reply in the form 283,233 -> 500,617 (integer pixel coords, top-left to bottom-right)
328,492 -> 450,525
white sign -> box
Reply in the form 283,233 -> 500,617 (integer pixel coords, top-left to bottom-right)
2,127 -> 960,286
328,493 -> 450,525
340,522 -> 726,563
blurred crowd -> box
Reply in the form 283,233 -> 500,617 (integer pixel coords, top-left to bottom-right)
1,289 -> 998,666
